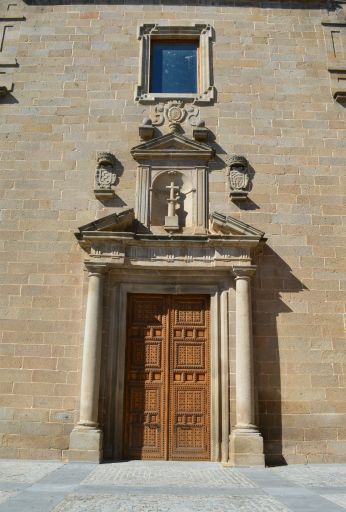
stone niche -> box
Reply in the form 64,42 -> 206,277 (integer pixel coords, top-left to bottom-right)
131,131 -> 214,234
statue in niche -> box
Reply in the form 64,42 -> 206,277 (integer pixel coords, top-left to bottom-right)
151,171 -> 191,233
226,154 -> 250,201
94,152 -> 117,199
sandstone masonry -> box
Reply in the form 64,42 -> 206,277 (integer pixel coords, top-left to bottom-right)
0,0 -> 345,464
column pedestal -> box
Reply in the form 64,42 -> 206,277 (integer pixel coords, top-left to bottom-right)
68,426 -> 103,463
230,426 -> 264,466
229,266 -> 264,466
66,264 -> 106,463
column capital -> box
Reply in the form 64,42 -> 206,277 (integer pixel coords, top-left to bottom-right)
85,262 -> 108,277
232,265 -> 257,280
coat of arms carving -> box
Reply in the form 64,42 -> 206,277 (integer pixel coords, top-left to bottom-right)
94,152 -> 117,199
226,155 -> 251,201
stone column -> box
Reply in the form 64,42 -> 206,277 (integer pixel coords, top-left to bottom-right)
229,266 -> 264,466
67,263 -> 107,463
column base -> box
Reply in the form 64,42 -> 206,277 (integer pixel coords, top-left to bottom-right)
228,426 -> 264,467
65,426 -> 103,463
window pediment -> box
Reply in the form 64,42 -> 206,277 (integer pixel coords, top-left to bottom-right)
131,132 -> 214,162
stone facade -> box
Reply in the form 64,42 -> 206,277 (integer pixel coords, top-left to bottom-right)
0,0 -> 345,465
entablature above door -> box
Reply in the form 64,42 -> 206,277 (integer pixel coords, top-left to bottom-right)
75,209 -> 266,271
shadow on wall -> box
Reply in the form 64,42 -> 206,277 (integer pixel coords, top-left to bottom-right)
252,246 -> 307,467
0,93 -> 18,105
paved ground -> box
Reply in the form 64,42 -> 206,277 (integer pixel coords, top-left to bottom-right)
0,460 -> 345,511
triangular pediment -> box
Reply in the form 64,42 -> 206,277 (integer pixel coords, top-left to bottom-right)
131,132 -> 214,161
76,209 -> 135,237
210,211 -> 265,238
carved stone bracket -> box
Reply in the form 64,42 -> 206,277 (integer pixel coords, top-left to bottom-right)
226,155 -> 251,201
94,152 -> 118,200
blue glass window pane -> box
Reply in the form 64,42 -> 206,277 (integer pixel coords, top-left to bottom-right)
150,41 -> 198,94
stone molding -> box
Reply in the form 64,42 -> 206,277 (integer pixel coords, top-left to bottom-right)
322,5 -> 346,103
87,238 -> 253,269
104,276 -> 232,462
135,24 -> 215,105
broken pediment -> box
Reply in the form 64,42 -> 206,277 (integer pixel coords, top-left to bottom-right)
76,209 -> 135,238
131,132 -> 214,162
74,209 -> 266,269
210,211 -> 265,239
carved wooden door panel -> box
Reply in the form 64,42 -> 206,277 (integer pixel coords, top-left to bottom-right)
169,296 -> 210,460
123,294 -> 210,461
123,295 -> 167,459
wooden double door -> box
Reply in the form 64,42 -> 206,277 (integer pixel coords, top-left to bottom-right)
124,294 -> 210,460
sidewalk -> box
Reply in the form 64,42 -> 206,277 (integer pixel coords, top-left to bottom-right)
0,460 -> 345,511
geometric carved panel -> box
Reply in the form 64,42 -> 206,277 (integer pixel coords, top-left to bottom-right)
175,301 -> 205,325
170,295 -> 210,460
132,298 -> 163,325
176,343 -> 204,368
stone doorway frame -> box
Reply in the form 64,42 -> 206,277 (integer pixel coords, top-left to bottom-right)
66,210 -> 266,466
103,271 -> 232,462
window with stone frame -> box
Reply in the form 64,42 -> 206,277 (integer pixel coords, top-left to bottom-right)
135,24 -> 215,105
150,40 -> 199,95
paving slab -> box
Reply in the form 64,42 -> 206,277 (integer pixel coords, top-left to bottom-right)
0,460 -> 345,511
